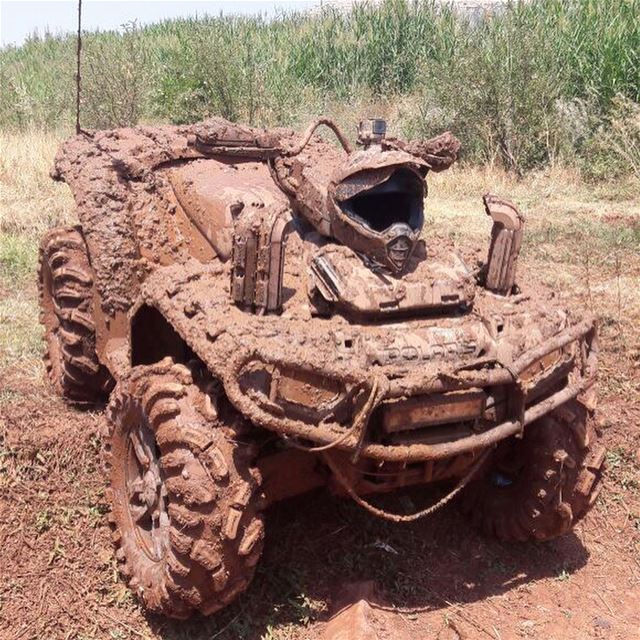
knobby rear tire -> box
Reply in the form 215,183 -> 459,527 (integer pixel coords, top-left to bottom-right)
38,226 -> 113,404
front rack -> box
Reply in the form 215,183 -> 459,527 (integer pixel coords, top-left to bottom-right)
223,318 -> 597,463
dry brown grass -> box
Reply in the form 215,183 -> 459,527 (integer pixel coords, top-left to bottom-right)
0,130 -> 75,373
0,129 -> 75,237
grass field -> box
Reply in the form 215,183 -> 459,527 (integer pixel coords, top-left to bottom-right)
2,0 -> 640,176
0,129 -> 639,638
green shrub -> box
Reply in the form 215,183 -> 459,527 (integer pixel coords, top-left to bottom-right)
0,0 -> 638,175
0,232 -> 36,284
81,22 -> 151,128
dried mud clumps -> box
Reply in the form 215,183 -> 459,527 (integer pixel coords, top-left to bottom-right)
389,131 -> 461,172
52,124 -> 205,314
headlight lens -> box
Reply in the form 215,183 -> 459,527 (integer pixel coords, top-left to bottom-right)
239,361 -> 351,424
381,389 -> 487,433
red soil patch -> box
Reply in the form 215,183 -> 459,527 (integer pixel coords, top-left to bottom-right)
1,368 -> 638,639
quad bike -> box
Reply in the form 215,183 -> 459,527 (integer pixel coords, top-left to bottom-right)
39,117 -> 605,618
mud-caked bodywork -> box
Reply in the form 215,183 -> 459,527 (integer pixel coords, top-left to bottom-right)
40,117 -> 604,618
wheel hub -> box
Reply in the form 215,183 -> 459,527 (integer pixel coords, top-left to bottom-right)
126,419 -> 169,561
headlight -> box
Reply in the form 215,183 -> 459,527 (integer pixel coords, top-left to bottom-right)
381,389 -> 487,433
239,362 -> 352,424
520,345 -> 575,388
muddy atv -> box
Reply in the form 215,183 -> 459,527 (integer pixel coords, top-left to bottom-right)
39,117 -> 605,618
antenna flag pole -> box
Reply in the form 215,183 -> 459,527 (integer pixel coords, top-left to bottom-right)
75,0 -> 83,135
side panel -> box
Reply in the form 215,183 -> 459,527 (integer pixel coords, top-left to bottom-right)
52,124 -> 290,368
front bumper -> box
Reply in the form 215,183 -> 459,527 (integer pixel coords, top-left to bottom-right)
222,318 -> 598,462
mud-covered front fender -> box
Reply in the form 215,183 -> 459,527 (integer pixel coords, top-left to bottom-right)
139,261 -> 598,463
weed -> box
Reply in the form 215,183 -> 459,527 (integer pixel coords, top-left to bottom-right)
35,508 -> 53,534
0,232 -> 35,283
107,583 -> 135,607
86,505 -> 104,527
0,388 -> 20,406
606,447 -> 625,469
48,537 -> 66,564
288,593 -> 325,625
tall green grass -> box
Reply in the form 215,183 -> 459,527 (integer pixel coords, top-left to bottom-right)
1,0 -> 638,174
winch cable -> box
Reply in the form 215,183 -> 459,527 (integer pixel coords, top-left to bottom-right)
268,117 -> 353,197
323,447 -> 492,523
284,118 -> 353,156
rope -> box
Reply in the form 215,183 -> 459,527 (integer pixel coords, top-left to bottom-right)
281,375 -> 388,454
323,448 -> 492,523
350,375 -> 387,461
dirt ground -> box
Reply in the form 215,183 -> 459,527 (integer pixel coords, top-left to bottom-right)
1,372 -> 639,640
1,141 -> 639,639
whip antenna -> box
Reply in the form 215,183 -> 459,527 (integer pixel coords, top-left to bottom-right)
75,0 -> 83,134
